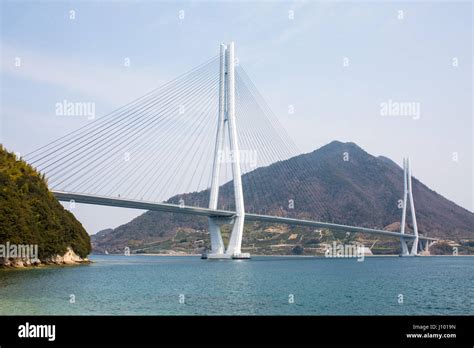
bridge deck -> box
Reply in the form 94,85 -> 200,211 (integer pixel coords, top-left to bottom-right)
53,191 -> 437,241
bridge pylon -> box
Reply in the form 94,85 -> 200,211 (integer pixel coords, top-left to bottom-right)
205,42 -> 249,260
399,157 -> 420,256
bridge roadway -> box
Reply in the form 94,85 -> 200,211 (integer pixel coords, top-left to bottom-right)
53,191 -> 437,241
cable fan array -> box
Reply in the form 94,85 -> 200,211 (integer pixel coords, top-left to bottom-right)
25,57 -> 330,219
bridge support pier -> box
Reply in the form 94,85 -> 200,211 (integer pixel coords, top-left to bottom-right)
204,42 -> 249,260
400,237 -> 410,256
399,158 -> 420,257
207,217 -> 225,255
419,239 -> 430,253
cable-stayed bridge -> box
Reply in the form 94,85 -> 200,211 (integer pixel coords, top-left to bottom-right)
24,42 -> 436,259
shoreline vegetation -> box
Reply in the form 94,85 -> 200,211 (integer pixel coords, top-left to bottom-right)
0,146 -> 91,269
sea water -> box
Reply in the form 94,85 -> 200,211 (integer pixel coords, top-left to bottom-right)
0,255 -> 472,315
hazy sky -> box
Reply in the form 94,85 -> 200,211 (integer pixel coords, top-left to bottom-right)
1,1 -> 472,234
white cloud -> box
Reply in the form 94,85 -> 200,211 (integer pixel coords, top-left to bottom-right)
1,43 -> 168,107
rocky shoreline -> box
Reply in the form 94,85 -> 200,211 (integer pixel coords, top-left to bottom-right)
0,247 -> 90,268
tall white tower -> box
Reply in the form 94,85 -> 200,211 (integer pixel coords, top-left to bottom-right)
206,42 -> 249,260
207,44 -> 227,256
399,157 -> 419,256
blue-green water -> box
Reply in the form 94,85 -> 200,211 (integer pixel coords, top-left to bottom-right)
0,255 -> 472,315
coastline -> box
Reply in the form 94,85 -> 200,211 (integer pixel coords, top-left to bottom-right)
91,253 -> 473,258
0,260 -> 91,271
1,247 -> 91,269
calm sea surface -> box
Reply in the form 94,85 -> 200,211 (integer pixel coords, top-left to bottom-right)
0,255 -> 472,315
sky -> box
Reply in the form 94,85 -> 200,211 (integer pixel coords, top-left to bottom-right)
1,0 -> 472,234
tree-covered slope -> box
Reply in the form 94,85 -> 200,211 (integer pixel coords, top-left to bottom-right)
0,145 -> 91,261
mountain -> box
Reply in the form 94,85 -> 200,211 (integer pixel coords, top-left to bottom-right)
91,141 -> 473,255
0,145 -> 91,266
